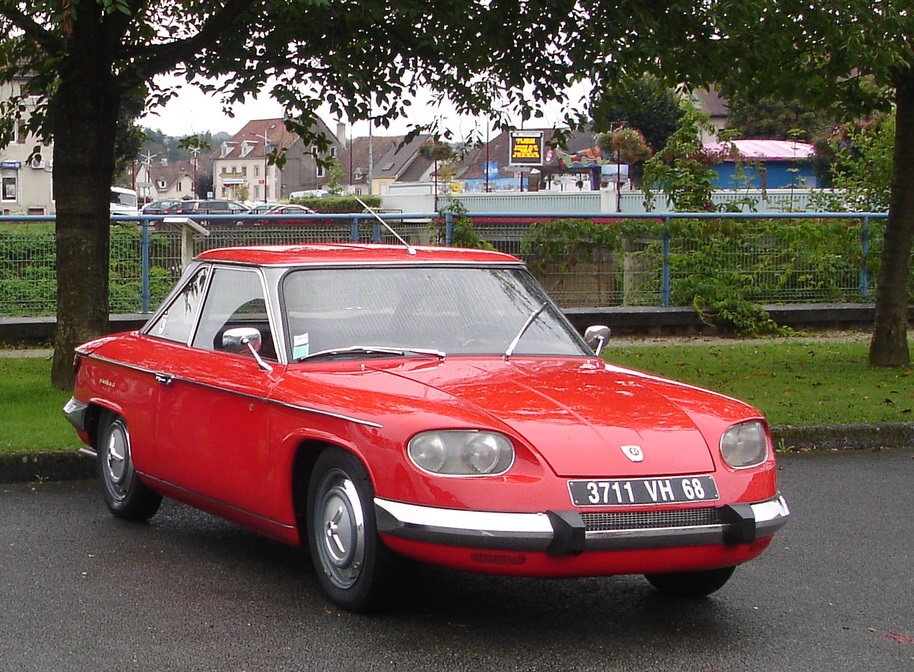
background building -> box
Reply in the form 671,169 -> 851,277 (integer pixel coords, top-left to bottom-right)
1,73 -> 54,214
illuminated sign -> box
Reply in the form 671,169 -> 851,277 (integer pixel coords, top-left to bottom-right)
509,132 -> 544,166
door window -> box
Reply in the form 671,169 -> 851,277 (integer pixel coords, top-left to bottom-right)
192,267 -> 276,359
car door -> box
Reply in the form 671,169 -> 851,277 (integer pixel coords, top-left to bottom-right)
152,265 -> 281,519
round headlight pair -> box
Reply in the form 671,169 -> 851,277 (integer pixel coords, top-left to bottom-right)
408,431 -> 515,476
720,420 -> 769,468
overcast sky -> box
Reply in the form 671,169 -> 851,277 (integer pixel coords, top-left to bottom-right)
138,77 -> 488,141
138,75 -> 585,141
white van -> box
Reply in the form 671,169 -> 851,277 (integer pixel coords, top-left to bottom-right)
110,186 -> 139,216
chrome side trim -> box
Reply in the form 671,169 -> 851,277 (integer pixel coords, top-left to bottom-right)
79,353 -> 382,429
62,397 -> 89,431
270,399 -> 383,428
374,493 -> 790,554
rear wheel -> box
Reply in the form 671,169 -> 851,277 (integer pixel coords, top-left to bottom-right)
97,411 -> 162,521
644,566 -> 736,598
306,449 -> 396,612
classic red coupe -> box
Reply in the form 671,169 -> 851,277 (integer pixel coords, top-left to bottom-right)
65,244 -> 789,612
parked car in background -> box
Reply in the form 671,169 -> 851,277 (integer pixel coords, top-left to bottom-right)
173,199 -> 249,225
64,244 -> 789,613
248,202 -> 286,215
251,203 -> 316,225
141,199 -> 182,215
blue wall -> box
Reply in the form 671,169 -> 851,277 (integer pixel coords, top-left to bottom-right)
713,161 -> 817,189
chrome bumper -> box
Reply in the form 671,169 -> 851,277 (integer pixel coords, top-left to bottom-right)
63,397 -> 88,431
375,494 -> 790,555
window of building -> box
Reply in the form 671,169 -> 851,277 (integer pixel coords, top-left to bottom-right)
1,174 -> 17,201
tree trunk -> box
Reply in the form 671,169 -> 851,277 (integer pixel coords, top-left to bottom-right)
49,8 -> 121,389
869,70 -> 914,367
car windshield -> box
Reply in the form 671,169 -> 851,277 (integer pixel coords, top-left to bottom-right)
281,266 -> 589,360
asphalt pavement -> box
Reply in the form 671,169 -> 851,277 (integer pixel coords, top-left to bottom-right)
2,448 -> 913,671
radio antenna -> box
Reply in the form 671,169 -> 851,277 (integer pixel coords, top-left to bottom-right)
354,196 -> 417,255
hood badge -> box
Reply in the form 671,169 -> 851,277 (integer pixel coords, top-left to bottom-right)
621,445 -> 644,462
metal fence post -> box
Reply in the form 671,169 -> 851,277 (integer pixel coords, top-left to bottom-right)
445,212 -> 454,246
860,216 -> 870,299
661,216 -> 671,306
141,217 -> 150,313
350,216 -> 360,243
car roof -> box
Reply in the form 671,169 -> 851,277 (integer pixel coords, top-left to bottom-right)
194,244 -> 523,267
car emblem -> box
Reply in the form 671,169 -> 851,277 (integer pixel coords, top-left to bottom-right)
621,445 -> 644,462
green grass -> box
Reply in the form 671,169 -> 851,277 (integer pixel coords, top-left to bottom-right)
2,338 -> 913,454
0,357 -> 81,454
607,338 -> 914,426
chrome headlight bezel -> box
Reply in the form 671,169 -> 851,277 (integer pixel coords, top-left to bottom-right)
408,430 -> 515,476
720,420 -> 770,469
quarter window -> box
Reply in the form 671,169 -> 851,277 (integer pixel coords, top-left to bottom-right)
147,267 -> 209,343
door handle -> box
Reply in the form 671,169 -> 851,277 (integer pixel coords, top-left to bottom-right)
155,372 -> 174,386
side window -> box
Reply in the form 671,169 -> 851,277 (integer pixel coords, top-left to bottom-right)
191,268 -> 276,360
147,267 -> 209,344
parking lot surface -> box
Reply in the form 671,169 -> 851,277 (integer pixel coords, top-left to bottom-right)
2,448 -> 912,672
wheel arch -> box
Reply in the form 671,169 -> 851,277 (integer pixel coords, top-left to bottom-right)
290,438 -> 373,539
83,400 -> 125,449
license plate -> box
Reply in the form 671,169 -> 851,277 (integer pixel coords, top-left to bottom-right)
568,475 -> 719,506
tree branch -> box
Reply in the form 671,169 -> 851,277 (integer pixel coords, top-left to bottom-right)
117,0 -> 263,90
0,3 -> 66,55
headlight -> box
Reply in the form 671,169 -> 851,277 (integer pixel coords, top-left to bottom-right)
408,431 -> 515,476
720,420 -> 769,468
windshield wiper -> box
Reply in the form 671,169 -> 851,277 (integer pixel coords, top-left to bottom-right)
504,302 -> 548,358
296,345 -> 446,362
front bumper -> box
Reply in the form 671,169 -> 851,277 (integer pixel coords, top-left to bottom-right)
375,494 -> 789,555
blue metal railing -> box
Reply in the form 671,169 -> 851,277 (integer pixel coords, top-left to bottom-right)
0,210 -> 888,316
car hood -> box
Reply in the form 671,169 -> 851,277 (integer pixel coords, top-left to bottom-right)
365,357 -> 753,478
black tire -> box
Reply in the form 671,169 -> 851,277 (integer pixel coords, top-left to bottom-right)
644,566 -> 736,598
306,448 -> 396,612
97,411 -> 162,521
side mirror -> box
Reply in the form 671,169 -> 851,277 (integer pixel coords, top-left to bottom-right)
222,327 -> 273,373
223,326 -> 262,354
584,325 -> 611,356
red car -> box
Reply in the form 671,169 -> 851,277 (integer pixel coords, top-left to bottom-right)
64,244 -> 789,612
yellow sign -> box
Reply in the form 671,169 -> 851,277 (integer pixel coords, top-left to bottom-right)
509,132 -> 544,166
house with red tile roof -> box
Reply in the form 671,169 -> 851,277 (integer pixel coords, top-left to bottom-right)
213,117 -> 344,202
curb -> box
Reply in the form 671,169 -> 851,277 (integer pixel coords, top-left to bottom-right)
3,422 -> 913,484
0,451 -> 96,484
771,422 -> 914,452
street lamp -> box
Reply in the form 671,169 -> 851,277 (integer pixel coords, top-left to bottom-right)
189,147 -> 200,199
250,125 -> 275,202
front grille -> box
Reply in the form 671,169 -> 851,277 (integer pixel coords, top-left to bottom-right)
581,507 -> 722,532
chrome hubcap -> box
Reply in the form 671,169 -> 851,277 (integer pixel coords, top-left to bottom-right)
104,421 -> 132,499
315,472 -> 366,589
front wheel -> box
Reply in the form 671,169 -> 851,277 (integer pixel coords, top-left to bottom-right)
644,566 -> 736,598
306,449 -> 396,612
97,411 -> 162,521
